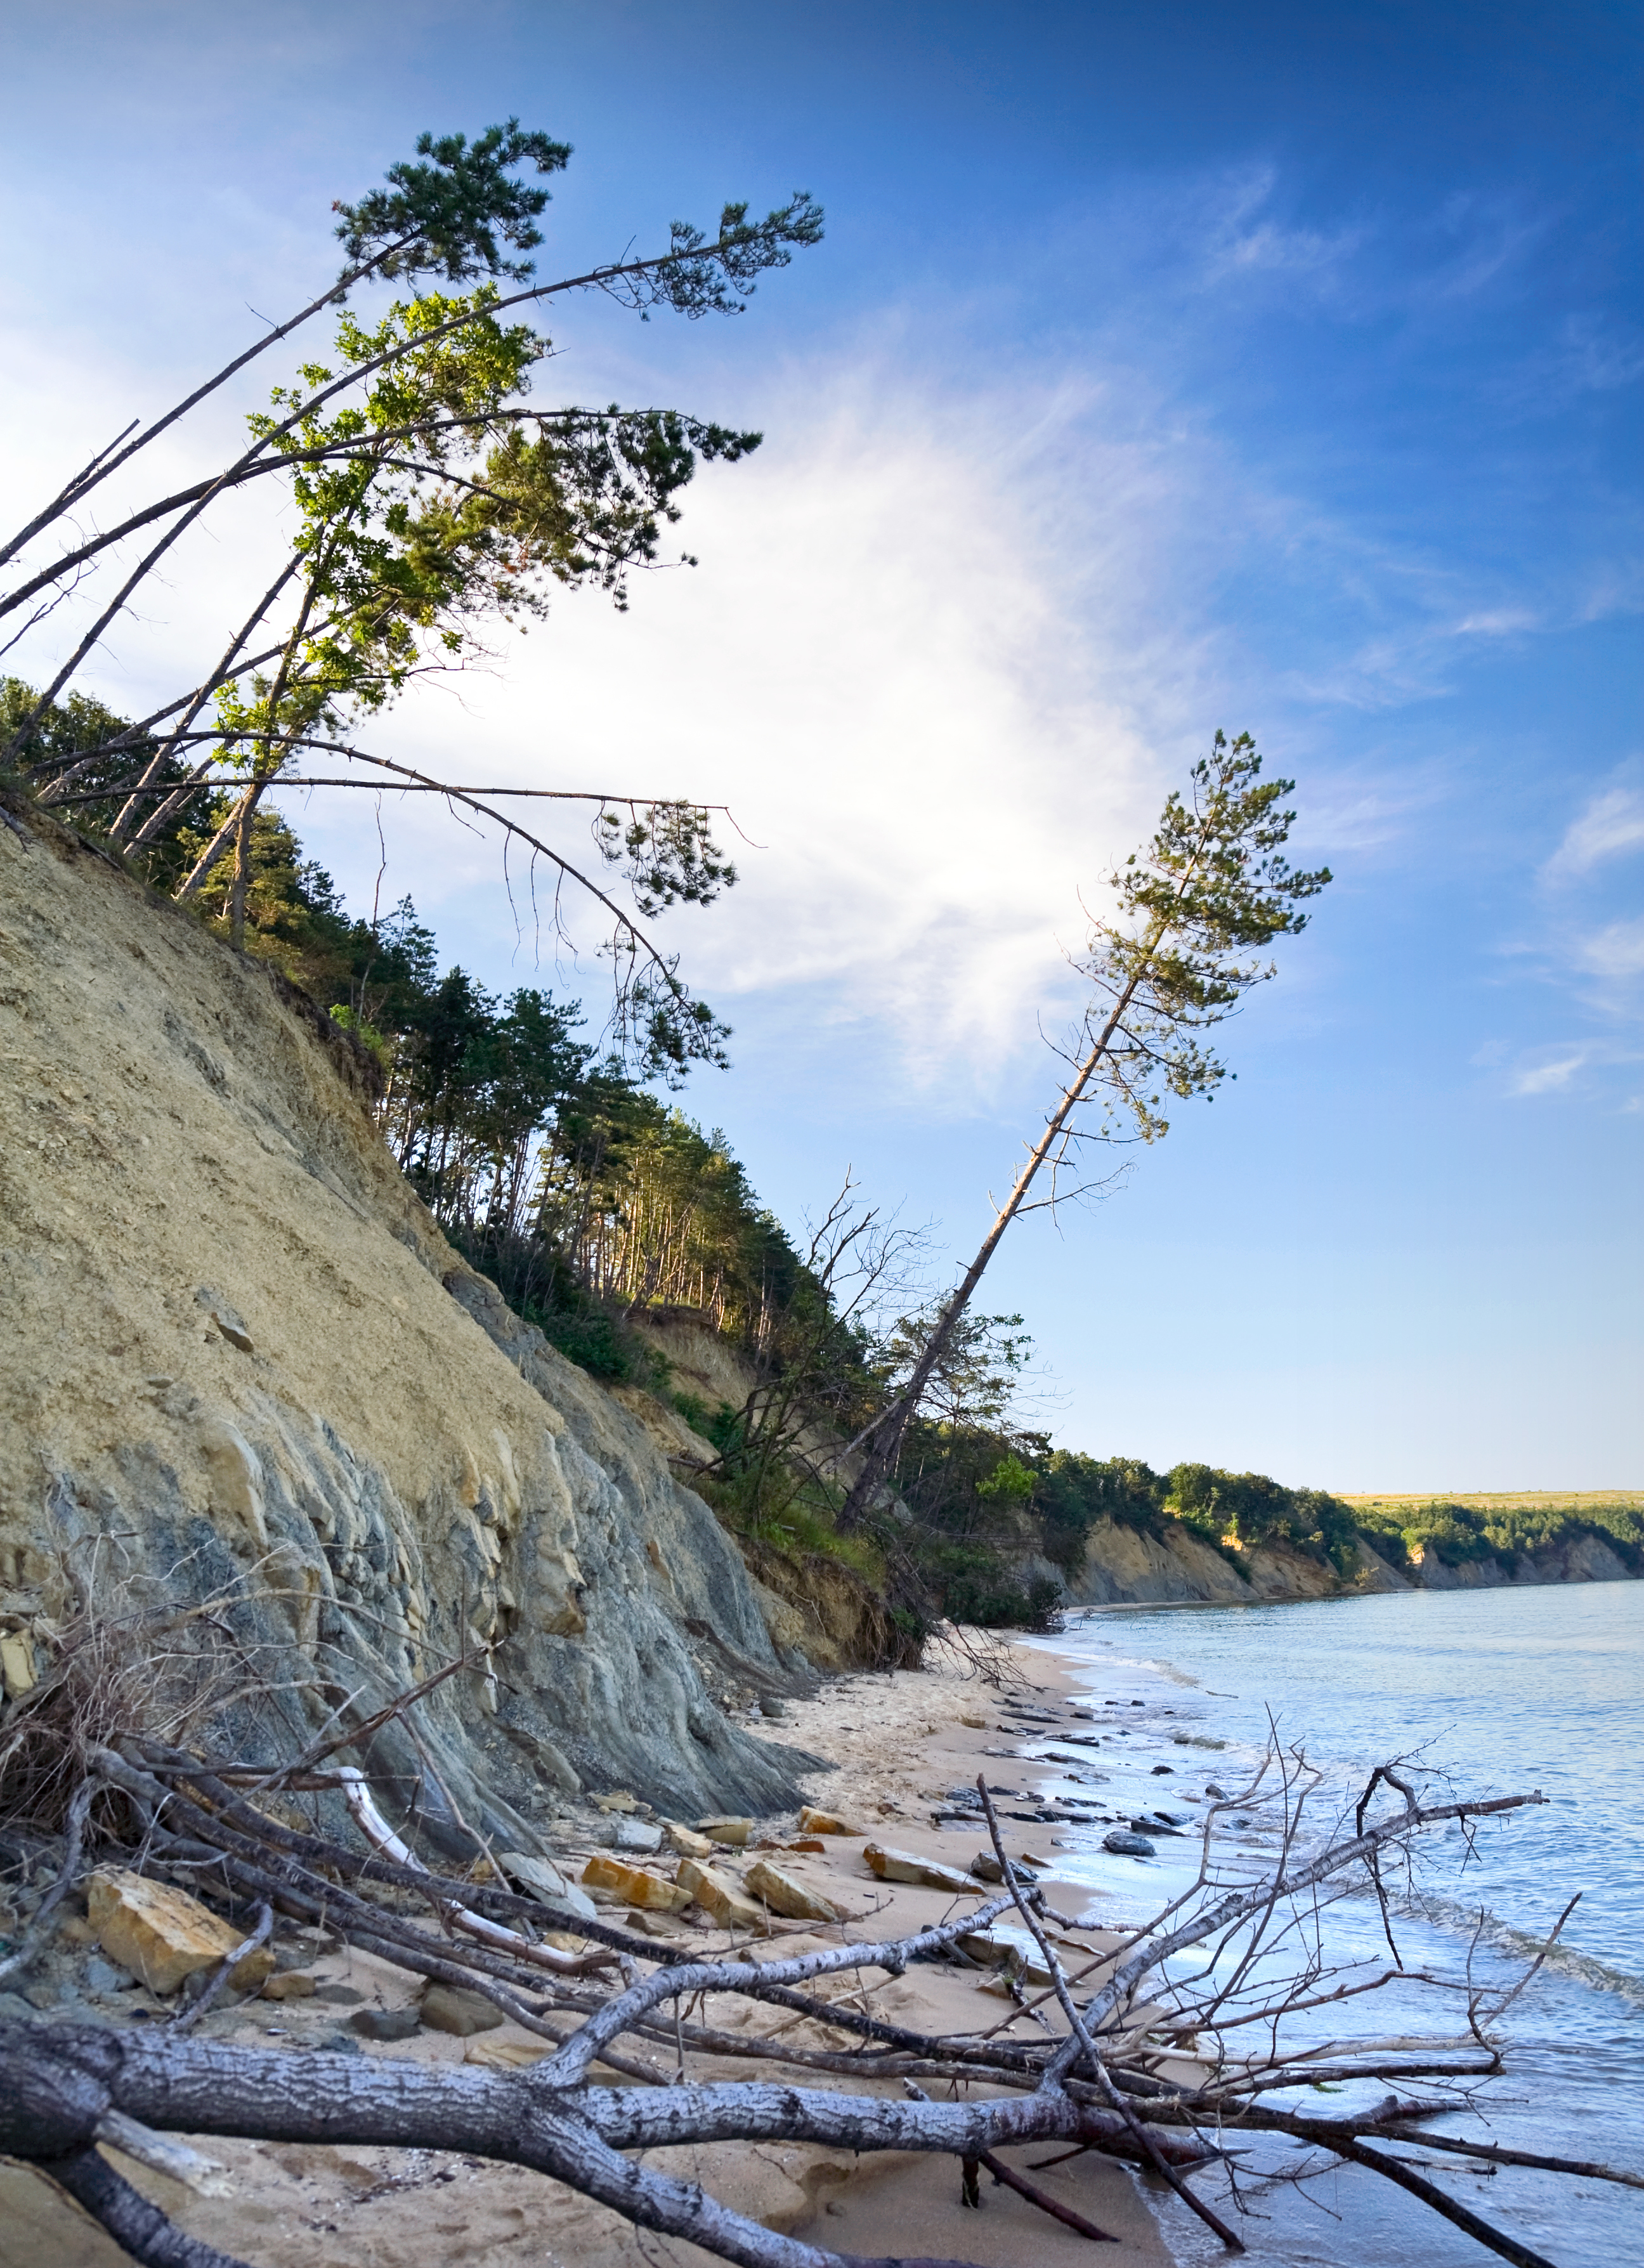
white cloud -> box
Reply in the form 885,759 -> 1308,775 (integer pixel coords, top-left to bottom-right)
1503,1039 -> 1644,1098
1543,779 -> 1644,881
322,361 -> 1243,1093
1199,167 -> 1366,293
1577,918 -> 1644,981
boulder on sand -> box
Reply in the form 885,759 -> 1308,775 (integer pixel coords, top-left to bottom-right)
88,1870 -> 275,1996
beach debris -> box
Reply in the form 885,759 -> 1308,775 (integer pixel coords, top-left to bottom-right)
10,1678 -> 1592,2268
695,1815 -> 754,1846
862,1843 -> 979,1892
745,1860 -> 844,1923
497,1851 -> 599,1922
1104,1829 -> 1158,1856
350,2005 -> 421,2042
580,1855 -> 693,1913
419,1984 -> 504,2037
259,1972 -> 315,2001
797,1804 -> 861,1836
970,1852 -> 1040,1886
675,1856 -> 766,1927
605,1818 -> 666,1854
87,1870 -> 275,1997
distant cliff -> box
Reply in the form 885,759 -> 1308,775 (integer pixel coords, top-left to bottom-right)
1062,1511 -> 1638,1608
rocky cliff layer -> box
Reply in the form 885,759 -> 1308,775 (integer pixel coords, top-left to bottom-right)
0,819 -> 819,1856
1065,1514 -> 1634,1608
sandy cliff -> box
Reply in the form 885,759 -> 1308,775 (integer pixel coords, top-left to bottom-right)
0,818 -> 818,1850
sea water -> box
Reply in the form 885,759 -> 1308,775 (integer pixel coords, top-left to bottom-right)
1015,1581 -> 1643,2267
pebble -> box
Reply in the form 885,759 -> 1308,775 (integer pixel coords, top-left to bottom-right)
350,2005 -> 422,2042
420,1984 -> 504,2037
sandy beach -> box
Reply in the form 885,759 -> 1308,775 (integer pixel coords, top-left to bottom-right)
3,1633 -> 1201,2268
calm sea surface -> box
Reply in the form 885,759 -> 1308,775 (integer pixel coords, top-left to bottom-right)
1014,1582 -> 1643,2268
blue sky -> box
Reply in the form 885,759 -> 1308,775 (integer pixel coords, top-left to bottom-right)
3,1 -> 1639,1487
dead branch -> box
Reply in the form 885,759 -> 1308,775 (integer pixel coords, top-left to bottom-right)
0,1634 -> 1619,2268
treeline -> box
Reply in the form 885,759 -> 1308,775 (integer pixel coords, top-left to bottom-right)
1353,1497 -> 1643,1577
9,679 -> 1380,1633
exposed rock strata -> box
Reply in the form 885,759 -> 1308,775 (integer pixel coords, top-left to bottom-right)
1066,1513 -> 1631,1609
0,819 -> 819,1853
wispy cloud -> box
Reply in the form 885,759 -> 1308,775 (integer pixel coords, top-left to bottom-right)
1577,917 -> 1644,981
1508,1046 -> 1598,1097
1504,1039 -> 1644,1098
1202,167 -> 1366,289
1543,778 -> 1644,881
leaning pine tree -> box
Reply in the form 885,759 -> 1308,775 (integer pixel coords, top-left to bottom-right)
1,122 -> 821,1077
839,731 -> 1331,1527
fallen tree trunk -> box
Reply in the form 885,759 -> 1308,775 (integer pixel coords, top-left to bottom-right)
1,2020 -> 1206,2268
1,1643 -> 1630,2268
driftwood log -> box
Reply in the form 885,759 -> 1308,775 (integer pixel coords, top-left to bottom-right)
2,1705 -> 1640,2268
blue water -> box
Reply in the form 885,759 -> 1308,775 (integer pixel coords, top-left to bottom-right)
1013,1582 -> 1644,2267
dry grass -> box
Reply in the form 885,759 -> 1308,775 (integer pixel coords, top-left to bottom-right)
0,1538 -> 298,1835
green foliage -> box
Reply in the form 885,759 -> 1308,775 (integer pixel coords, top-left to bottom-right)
916,1541 -> 1064,1634
1085,732 -> 1334,1141
1,682 -> 196,889
1032,1452 -> 1167,1577
8,122 -> 819,1065
1352,1497 -> 1644,1576
332,120 -> 573,285
1166,1463 -> 1361,1577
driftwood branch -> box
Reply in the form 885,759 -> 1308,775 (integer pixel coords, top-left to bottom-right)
0,1657 -> 1613,2268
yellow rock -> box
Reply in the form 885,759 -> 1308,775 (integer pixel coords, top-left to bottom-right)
695,1815 -> 752,1846
261,1971 -> 316,2000
861,1844 -> 979,1894
465,2035 -> 550,2070
745,1860 -> 843,1924
88,1870 -> 276,1996
797,1806 -> 863,1837
663,1822 -> 715,1859
580,1854 -> 692,1912
676,1856 -> 766,1929
958,1927 -> 1055,1986
958,1711 -> 988,1730
0,1634 -> 36,1697
593,1791 -> 637,1814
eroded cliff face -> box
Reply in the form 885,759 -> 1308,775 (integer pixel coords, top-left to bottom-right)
1066,1516 -> 1633,1610
1061,1516 -> 1374,1608
0,822 -> 817,1853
